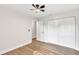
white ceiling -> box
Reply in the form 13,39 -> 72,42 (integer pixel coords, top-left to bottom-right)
0,4 -> 79,18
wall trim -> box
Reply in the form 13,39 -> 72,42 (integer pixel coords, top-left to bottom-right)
0,41 -> 32,55
37,39 -> 79,51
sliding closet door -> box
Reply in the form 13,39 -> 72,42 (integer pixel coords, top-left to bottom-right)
58,17 -> 75,48
48,17 -> 75,48
37,21 -> 44,41
48,20 -> 58,43
43,21 -> 48,42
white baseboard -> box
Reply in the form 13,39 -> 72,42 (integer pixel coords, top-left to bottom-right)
37,39 -> 79,51
0,41 -> 32,55
32,35 -> 36,39
74,48 -> 79,51
36,39 -> 45,42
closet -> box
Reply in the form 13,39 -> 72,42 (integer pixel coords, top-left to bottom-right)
37,17 -> 76,49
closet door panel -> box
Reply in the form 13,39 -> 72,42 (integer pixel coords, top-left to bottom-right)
48,20 -> 58,43
37,21 -> 44,41
43,21 -> 48,42
58,17 -> 75,48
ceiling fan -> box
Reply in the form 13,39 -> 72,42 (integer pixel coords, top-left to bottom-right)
30,4 -> 45,13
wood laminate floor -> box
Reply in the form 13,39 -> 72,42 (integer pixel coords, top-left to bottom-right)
3,39 -> 79,55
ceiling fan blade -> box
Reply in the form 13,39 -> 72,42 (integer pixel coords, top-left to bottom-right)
36,4 -> 39,8
32,4 -> 36,8
30,9 -> 35,10
40,5 -> 45,8
40,9 -> 45,12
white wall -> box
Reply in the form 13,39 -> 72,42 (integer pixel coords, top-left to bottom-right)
0,6 -> 33,54
37,9 -> 79,50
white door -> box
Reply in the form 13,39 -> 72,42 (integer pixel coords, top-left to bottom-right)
43,21 -> 48,42
57,17 -> 75,48
48,17 -> 75,48
37,21 -> 44,41
48,20 -> 58,43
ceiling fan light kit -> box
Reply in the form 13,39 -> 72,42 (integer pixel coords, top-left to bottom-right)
30,4 -> 45,13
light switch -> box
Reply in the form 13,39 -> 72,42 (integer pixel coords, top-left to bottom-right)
28,29 -> 30,32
